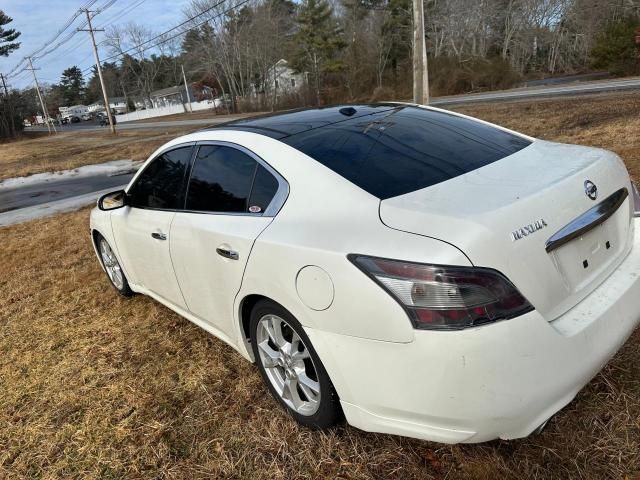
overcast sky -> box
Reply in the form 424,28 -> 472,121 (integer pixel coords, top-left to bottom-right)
0,0 -> 189,89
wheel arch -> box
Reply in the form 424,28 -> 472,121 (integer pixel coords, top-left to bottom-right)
91,228 -> 106,272
238,293 -> 270,362
237,293 -> 312,363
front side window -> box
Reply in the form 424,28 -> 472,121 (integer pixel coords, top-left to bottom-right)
185,145 -> 281,214
127,146 -> 193,209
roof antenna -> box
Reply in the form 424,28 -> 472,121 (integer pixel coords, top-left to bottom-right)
339,107 -> 356,117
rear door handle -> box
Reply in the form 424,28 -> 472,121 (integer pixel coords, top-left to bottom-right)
151,232 -> 167,241
216,245 -> 239,260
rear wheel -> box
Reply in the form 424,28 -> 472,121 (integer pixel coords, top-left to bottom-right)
97,235 -> 133,297
250,300 -> 341,429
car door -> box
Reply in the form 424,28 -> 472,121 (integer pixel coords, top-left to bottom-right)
170,142 -> 288,338
111,144 -> 194,310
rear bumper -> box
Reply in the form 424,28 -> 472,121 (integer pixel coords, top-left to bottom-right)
307,220 -> 640,443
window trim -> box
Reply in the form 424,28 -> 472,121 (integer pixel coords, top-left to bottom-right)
181,140 -> 289,218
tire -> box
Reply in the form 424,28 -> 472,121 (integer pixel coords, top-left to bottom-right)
96,234 -> 133,297
250,299 -> 342,429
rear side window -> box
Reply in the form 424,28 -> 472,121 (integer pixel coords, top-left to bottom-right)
282,106 -> 531,199
128,146 -> 193,209
248,165 -> 279,213
186,145 -> 257,213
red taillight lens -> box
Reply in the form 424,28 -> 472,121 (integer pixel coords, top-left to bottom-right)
631,182 -> 640,217
349,255 -> 534,330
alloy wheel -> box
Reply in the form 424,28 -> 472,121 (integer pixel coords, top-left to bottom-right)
99,239 -> 124,290
255,314 -> 321,416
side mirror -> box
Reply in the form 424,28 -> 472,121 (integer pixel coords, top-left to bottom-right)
98,190 -> 128,211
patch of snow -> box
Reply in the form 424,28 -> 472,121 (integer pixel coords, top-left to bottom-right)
0,184 -> 127,228
0,159 -> 142,190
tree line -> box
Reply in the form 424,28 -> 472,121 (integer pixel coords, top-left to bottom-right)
1,0 -> 640,138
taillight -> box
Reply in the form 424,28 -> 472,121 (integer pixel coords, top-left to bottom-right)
631,182 -> 640,217
349,255 -> 534,330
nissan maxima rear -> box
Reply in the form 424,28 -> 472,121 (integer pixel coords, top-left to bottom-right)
90,104 -> 640,443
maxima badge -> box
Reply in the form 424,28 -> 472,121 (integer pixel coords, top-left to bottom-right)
511,219 -> 548,242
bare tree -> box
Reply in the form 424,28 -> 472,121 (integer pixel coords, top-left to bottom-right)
105,23 -> 165,104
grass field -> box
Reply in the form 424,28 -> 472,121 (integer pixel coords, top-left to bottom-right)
1,93 -> 640,479
0,128 -> 192,182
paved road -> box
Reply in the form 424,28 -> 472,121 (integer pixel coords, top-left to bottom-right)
27,116 -> 241,133
430,76 -> 640,106
523,72 -> 610,87
26,76 -> 640,133
0,171 -> 134,213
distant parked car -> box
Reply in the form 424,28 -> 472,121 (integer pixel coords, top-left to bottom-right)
23,119 -> 32,127
96,112 -> 116,126
61,117 -> 70,125
81,113 -> 92,121
71,116 -> 81,123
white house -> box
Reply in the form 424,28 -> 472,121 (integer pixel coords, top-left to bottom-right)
149,84 -> 213,109
88,97 -> 128,114
59,105 -> 89,119
261,59 -> 305,97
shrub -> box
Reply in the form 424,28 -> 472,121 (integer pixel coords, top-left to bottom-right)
591,17 -> 640,76
429,56 -> 522,96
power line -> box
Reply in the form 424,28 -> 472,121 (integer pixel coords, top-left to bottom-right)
33,1 -> 118,63
9,0 -> 248,91
82,0 -> 250,75
27,1 -> 98,61
96,0 -> 147,29
5,0 -> 115,78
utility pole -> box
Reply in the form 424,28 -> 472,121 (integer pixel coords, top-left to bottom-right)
26,57 -> 56,134
0,73 -> 16,137
181,64 -> 192,113
412,0 -> 429,105
0,73 -> 8,96
80,9 -> 116,134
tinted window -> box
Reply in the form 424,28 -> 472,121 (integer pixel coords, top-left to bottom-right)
213,104 -> 398,139
282,106 -> 531,199
128,146 -> 192,209
186,145 -> 257,213
248,165 -> 279,213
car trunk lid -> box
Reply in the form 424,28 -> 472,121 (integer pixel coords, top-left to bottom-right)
379,140 -> 634,321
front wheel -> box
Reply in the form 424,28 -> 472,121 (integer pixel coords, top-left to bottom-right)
250,300 -> 342,429
97,235 -> 133,297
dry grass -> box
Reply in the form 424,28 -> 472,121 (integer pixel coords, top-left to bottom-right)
2,93 -> 640,479
0,128 -> 192,182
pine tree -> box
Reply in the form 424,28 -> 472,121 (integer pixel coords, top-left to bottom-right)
0,9 -> 20,139
291,0 -> 346,105
0,10 -> 20,57
59,66 -> 86,105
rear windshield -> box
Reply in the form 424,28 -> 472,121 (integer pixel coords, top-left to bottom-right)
281,106 -> 531,199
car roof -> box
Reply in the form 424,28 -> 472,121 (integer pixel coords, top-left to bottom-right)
203,103 -> 403,139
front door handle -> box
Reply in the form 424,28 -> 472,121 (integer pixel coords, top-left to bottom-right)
151,232 -> 167,241
216,245 -> 239,260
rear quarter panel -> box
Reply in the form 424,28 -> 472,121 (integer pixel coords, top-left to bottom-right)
222,131 -> 472,344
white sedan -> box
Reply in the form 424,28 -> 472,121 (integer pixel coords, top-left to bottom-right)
90,103 -> 640,443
